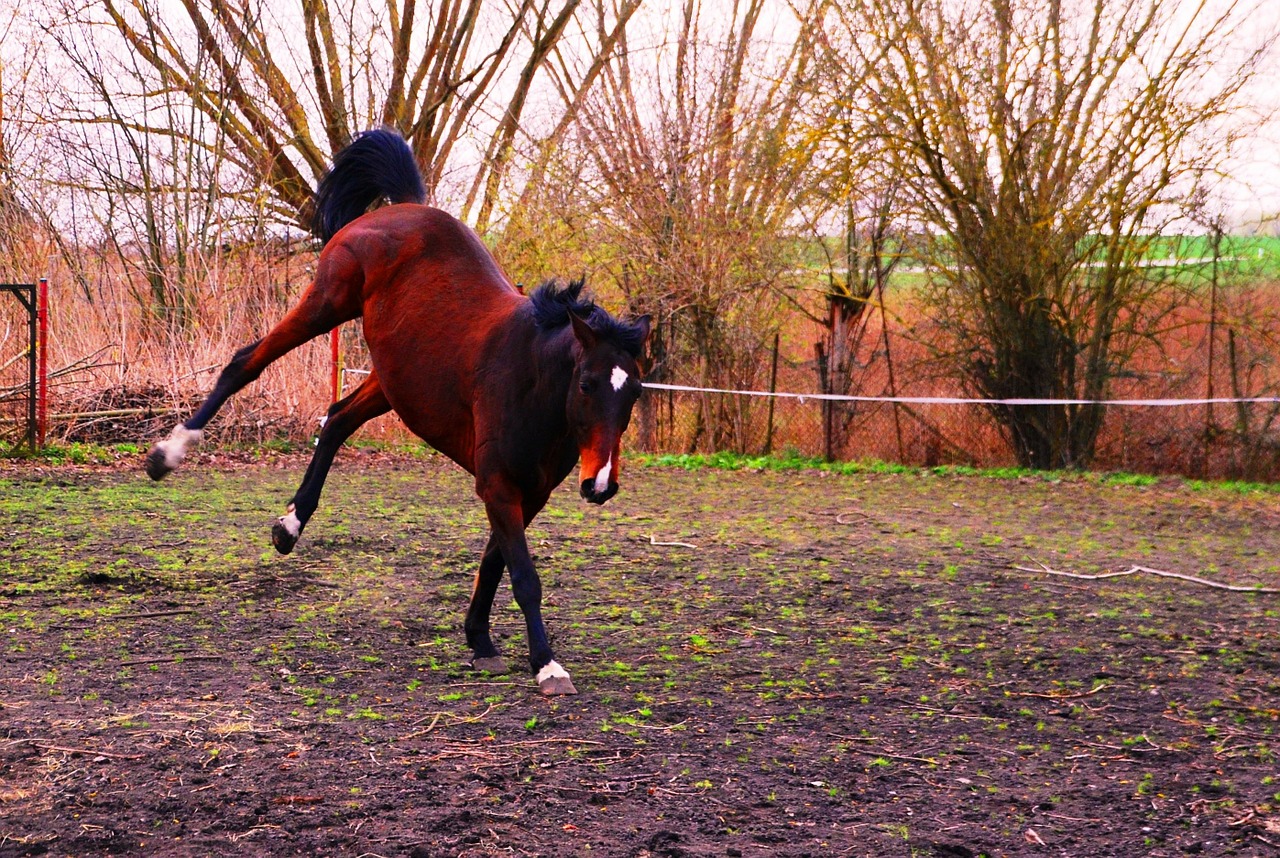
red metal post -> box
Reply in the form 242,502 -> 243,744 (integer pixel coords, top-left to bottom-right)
36,277 -> 48,446
330,327 -> 340,403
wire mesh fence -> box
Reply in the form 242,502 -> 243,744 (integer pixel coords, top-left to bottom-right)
0,284 -> 37,446
327,301 -> 1280,482
16,245 -> 1280,483
629,387 -> 1280,481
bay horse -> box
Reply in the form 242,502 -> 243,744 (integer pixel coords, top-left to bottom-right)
145,129 -> 650,696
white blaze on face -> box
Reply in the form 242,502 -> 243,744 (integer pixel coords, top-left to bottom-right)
610,365 -> 628,391
593,456 -> 613,493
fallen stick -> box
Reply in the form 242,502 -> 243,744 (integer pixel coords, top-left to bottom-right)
51,407 -> 182,422
1007,682 -> 1112,700
120,654 -> 224,667
400,702 -> 498,740
646,535 -> 697,549
846,746 -> 939,766
1015,563 -> 1280,594
22,741 -> 144,761
112,609 -> 197,621
827,733 -> 939,765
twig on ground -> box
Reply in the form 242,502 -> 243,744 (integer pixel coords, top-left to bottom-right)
1044,813 -> 1103,823
112,609 -> 197,621
1007,683 -> 1112,701
1015,563 -> 1280,594
827,734 -> 939,765
494,738 -> 608,748
849,747 -> 940,765
646,535 -> 697,549
400,703 -> 498,740
21,740 -> 143,761
120,654 -> 224,667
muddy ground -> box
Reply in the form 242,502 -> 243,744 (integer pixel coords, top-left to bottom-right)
1,450 -> 1278,857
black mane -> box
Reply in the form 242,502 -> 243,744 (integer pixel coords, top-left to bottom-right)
528,279 -> 647,358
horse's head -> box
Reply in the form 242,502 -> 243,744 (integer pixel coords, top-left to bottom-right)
567,311 -> 651,504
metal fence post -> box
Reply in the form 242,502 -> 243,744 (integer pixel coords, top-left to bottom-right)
331,327 -> 341,403
37,278 -> 48,447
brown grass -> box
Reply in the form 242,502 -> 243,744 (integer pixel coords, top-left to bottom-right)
5,233 -> 1279,479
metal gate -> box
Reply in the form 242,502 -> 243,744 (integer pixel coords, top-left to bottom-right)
0,281 -> 43,447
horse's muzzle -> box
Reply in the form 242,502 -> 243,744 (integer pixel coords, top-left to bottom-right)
580,479 -> 618,505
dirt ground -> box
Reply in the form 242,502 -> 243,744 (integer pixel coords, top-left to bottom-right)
1,450 -> 1278,857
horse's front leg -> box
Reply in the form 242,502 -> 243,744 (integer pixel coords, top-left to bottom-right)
478,483 -> 576,696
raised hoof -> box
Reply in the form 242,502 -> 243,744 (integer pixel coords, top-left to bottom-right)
470,656 -> 510,675
144,447 -> 173,481
271,519 -> 299,555
538,675 -> 578,696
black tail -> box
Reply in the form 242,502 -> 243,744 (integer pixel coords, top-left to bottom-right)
311,129 -> 427,244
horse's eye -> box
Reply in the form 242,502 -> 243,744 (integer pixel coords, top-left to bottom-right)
579,378 -> 596,394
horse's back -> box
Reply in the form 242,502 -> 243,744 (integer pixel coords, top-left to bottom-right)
327,204 -> 516,301
325,204 -> 526,470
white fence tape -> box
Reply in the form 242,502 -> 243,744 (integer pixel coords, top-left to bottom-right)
338,368 -> 1277,408
641,382 -> 1280,408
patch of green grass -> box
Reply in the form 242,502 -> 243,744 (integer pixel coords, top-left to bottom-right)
634,450 -> 1272,493
0,442 -> 123,465
1185,478 -> 1280,495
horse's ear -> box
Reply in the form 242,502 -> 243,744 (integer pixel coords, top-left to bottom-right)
633,314 -> 652,345
632,315 -> 654,374
569,312 -> 598,349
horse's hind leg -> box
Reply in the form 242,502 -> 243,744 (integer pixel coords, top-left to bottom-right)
272,371 -> 391,554
465,534 -> 510,675
146,256 -> 364,480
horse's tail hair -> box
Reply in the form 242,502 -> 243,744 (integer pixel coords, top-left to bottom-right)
311,128 -> 427,244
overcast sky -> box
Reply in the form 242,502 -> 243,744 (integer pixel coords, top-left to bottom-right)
3,0 -> 1280,230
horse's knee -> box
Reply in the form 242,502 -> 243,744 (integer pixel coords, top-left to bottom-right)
218,339 -> 266,386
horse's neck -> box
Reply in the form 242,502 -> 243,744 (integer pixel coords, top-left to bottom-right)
526,326 -> 574,414
508,326 -> 578,483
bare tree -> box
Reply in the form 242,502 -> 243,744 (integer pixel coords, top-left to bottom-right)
795,85 -> 910,459
462,0 -> 644,232
42,7 -> 246,330
0,8 -> 54,280
511,0 -> 827,452
45,0 -> 628,230
831,0 -> 1276,469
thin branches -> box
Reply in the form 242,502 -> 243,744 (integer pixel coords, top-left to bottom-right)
1016,562 -> 1280,594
